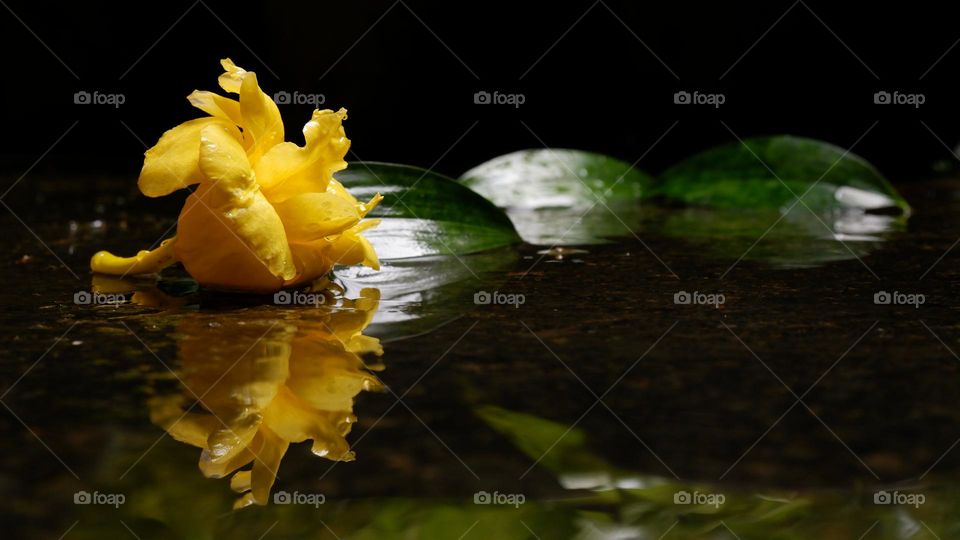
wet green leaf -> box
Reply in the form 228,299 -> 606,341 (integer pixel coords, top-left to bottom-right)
647,136 -> 912,267
656,136 -> 911,214
338,162 -> 521,258
336,248 -> 520,340
460,149 -> 654,245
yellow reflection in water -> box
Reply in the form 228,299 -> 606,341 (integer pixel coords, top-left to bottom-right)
99,278 -> 385,509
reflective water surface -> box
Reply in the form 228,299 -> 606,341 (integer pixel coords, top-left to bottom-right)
3,176 -> 960,538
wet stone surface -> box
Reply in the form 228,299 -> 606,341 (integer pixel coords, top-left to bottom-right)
3,175 -> 960,538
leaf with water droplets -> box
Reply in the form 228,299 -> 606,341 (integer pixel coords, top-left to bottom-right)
338,162 -> 521,258
656,135 -> 911,214
460,149 -> 655,245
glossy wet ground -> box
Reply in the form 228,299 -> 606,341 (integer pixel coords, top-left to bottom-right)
3,175 -> 960,539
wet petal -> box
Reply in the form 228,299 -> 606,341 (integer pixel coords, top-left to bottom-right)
197,123 -> 257,197
217,58 -> 246,94
174,184 -> 295,291
188,90 -> 243,126
273,192 -> 360,242
284,241 -> 336,287
326,177 -> 359,206
239,72 -> 284,162
138,118 -> 237,197
170,124 -> 297,289
256,109 -> 350,202
90,237 -> 178,276
326,220 -> 381,270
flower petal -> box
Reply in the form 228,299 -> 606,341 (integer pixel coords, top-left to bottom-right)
273,192 -> 360,242
188,90 -> 243,126
137,117 -> 237,198
326,177 -> 359,205
239,72 -> 284,162
172,127 -> 296,291
197,123 -> 257,197
217,58 -> 246,94
284,242 -> 335,287
256,109 -> 350,202
90,237 -> 178,276
326,220 -> 381,270
282,219 -> 380,286
174,187 -> 294,292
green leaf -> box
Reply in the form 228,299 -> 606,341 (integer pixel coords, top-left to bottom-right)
656,135 -> 911,214
460,149 -> 655,245
337,162 -> 521,258
336,248 -> 520,340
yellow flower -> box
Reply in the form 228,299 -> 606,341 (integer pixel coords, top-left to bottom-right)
91,59 -> 382,292
148,289 -> 384,508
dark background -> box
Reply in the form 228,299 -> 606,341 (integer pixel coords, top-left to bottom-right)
3,0 -> 960,183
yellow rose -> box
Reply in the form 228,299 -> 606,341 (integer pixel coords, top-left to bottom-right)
91,59 -> 382,292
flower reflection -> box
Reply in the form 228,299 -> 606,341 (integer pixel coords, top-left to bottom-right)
91,274 -> 191,309
145,287 -> 383,508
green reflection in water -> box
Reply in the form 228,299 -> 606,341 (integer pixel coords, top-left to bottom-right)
473,405 -> 956,540
66,274 -> 957,539
654,205 -> 908,269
